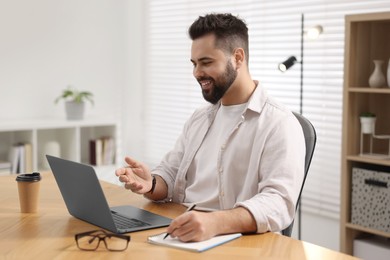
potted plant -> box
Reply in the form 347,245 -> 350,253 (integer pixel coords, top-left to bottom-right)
55,86 -> 94,120
359,112 -> 376,134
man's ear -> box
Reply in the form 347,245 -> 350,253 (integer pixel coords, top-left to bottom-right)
233,48 -> 245,69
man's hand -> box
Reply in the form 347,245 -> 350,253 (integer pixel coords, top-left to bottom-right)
166,211 -> 218,242
166,207 -> 257,242
115,157 -> 152,194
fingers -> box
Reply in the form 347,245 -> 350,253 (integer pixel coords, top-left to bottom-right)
170,224 -> 197,242
124,156 -> 142,169
115,156 -> 142,181
125,156 -> 150,175
115,164 -> 134,186
119,169 -> 145,193
167,212 -> 203,242
115,166 -> 123,176
115,156 -> 152,194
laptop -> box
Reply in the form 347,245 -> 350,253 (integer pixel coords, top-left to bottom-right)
46,155 -> 171,234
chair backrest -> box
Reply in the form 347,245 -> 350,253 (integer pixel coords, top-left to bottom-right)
281,112 -> 317,237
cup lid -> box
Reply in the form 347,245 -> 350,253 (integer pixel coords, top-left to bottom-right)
16,172 -> 41,182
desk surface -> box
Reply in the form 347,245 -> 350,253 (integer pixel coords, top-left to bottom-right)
0,172 -> 358,260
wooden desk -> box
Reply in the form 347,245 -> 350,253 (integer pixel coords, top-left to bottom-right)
0,172 -> 358,259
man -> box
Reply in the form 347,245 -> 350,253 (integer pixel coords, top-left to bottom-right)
116,13 -> 305,242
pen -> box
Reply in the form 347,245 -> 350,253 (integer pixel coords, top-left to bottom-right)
163,203 -> 197,239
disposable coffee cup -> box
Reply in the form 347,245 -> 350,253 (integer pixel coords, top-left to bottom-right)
16,172 -> 42,213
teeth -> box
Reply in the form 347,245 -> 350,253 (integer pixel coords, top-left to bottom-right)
201,80 -> 211,86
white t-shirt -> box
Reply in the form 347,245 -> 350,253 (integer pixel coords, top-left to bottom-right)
184,103 -> 247,210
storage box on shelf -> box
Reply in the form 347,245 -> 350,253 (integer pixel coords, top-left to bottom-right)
341,11 -> 390,255
351,167 -> 390,233
0,117 -> 120,180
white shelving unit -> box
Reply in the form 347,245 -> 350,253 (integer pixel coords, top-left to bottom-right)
0,117 -> 120,182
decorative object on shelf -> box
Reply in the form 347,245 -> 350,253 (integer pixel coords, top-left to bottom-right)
278,13 -> 323,240
359,112 -> 376,134
387,58 -> 390,87
359,112 -> 390,159
368,60 -> 386,88
55,86 -> 94,120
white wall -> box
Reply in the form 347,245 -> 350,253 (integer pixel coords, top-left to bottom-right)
122,0 -> 145,161
0,0 -> 146,171
290,211 -> 340,251
0,0 -> 127,121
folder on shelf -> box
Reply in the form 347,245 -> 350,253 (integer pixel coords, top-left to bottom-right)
10,143 -> 33,174
24,143 -> 33,172
10,145 -> 21,173
102,137 -> 115,165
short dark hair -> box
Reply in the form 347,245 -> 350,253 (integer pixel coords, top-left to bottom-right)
188,13 -> 249,62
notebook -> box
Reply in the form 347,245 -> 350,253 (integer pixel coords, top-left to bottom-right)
46,155 -> 171,234
148,232 -> 242,252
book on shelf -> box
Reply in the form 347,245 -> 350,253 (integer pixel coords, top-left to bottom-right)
89,136 -> 115,166
102,137 -> 115,165
9,143 -> 33,174
24,143 -> 33,172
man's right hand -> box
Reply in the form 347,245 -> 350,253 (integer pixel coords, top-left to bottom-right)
115,156 -> 153,194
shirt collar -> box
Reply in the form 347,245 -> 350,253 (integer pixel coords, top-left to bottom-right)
206,80 -> 267,120
246,80 -> 268,114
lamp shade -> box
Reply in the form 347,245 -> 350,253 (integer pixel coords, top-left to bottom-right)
306,25 -> 323,40
278,56 -> 298,72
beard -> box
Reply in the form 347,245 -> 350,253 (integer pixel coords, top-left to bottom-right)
198,61 -> 237,104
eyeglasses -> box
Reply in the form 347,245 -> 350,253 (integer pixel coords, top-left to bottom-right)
75,230 -> 130,251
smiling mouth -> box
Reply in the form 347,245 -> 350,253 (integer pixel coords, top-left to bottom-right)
199,79 -> 213,91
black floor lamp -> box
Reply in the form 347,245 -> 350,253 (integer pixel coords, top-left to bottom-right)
278,13 -> 323,240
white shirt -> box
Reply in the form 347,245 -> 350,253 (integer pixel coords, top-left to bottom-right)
151,82 -> 305,233
185,103 -> 248,209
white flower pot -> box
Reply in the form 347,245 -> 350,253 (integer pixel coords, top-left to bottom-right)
65,101 -> 85,120
360,117 -> 376,134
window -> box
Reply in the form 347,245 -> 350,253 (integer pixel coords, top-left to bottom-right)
143,0 -> 389,219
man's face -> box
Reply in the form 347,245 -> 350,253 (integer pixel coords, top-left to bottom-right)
191,34 -> 237,104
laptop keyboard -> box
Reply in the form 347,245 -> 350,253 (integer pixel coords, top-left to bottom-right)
111,211 -> 151,230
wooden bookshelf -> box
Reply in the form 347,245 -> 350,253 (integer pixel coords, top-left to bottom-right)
340,12 -> 390,255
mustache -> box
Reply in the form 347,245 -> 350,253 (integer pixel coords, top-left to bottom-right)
196,76 -> 214,83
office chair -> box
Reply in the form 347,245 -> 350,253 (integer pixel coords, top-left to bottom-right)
281,112 -> 317,237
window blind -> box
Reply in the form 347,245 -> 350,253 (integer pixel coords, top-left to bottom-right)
143,0 -> 390,220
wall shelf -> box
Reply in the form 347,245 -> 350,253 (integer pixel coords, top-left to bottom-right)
348,88 -> 390,94
346,155 -> 390,167
345,223 -> 390,239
